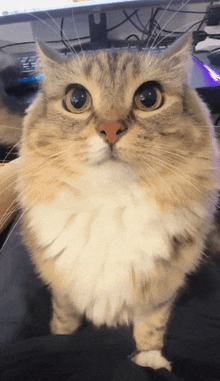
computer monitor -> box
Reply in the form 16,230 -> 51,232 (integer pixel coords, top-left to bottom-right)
1,0 -> 219,94
0,0 -> 210,25
0,0 -> 219,127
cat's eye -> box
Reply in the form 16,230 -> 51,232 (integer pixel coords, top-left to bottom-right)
134,82 -> 163,111
63,84 -> 91,113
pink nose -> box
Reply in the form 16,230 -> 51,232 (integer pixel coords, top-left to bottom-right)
98,122 -> 127,144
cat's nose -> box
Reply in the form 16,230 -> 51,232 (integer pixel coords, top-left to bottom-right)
97,122 -> 127,144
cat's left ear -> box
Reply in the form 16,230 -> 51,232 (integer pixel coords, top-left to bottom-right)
162,33 -> 192,75
36,40 -> 67,74
37,41 -> 66,63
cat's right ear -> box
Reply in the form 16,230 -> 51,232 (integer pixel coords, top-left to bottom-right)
161,34 -> 192,82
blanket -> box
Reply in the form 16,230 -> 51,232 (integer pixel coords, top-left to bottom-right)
0,211 -> 220,381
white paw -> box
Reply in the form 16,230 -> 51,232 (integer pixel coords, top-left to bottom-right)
131,350 -> 172,371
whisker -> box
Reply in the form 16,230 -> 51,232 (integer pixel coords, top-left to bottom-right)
146,153 -> 219,209
0,140 -> 86,201
0,152 -> 58,193
137,155 -> 171,190
0,153 -> 76,232
147,151 -> 213,189
2,142 -> 20,163
0,213 -> 22,253
151,147 -> 189,161
0,202 -> 19,236
43,11 -> 76,54
71,9 -> 83,54
145,0 -> 174,49
157,143 -> 214,157
29,12 -> 74,54
152,19 -> 203,51
149,0 -> 191,52
0,125 -> 22,130
0,172 -> 53,251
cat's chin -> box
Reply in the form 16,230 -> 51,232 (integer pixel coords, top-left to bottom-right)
92,148 -> 122,166
96,157 -> 119,166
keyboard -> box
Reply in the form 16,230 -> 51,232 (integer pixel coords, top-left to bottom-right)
18,53 -> 37,75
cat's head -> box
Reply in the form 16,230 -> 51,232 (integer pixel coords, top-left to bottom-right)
21,35 -> 217,204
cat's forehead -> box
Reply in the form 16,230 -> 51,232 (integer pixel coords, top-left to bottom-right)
58,50 -> 169,101
40,47 -> 185,101
81,50 -> 147,76
68,50 -> 159,79
39,36 -> 190,97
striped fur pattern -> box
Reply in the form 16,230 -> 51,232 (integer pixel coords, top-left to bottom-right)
17,35 -> 219,371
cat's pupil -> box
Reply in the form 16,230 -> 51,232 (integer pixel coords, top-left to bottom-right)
70,88 -> 87,109
139,86 -> 157,107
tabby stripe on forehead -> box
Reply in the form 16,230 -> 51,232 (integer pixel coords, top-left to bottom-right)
83,61 -> 93,79
95,56 -> 105,73
107,52 -> 119,77
132,58 -> 141,78
121,56 -> 133,73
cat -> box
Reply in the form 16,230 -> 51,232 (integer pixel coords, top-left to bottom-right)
16,34 -> 219,371
0,52 -> 23,147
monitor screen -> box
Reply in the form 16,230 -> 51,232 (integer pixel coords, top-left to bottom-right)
1,1 -> 146,16
0,0 -> 209,24
0,1 -> 159,19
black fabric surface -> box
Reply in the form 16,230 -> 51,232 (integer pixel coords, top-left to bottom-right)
0,213 -> 220,381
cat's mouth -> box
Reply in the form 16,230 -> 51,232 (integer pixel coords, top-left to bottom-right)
96,145 -> 119,165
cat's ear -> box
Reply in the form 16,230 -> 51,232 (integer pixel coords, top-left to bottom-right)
36,41 -> 67,72
162,33 -> 192,76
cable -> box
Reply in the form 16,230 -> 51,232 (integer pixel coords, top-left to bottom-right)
197,1 -> 214,30
135,10 -> 145,29
141,8 -> 161,43
141,3 -> 212,46
0,10 -> 139,51
196,15 -> 208,31
122,10 -> 149,35
107,9 -> 139,32
140,7 -> 164,46
0,7 -> 213,52
125,34 -> 140,41
60,17 -> 71,50
0,36 -> 90,51
154,19 -> 206,35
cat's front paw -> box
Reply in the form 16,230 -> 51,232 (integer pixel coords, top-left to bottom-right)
130,350 -> 171,371
50,315 -> 81,335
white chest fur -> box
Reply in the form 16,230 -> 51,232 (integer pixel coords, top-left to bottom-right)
27,161 -> 201,327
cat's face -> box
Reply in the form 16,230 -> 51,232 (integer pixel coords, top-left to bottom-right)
21,35 -> 213,201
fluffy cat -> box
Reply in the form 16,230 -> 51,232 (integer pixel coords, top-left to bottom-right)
0,52 -> 23,146
17,35 -> 219,371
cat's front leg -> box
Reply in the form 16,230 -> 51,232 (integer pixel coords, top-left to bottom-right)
131,302 -> 172,371
50,293 -> 82,335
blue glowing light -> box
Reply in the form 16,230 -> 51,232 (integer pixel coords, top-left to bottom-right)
18,75 -> 43,83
